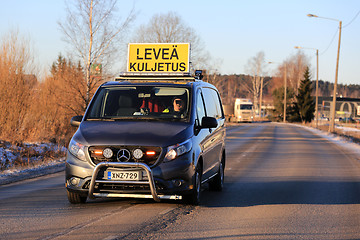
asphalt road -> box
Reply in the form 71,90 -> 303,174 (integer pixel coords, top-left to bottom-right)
0,123 -> 360,240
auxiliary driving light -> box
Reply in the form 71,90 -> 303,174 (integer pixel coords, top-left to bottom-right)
133,148 -> 144,159
103,148 -> 113,158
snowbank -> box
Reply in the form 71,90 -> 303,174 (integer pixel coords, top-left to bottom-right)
292,124 -> 360,159
0,142 -> 67,185
0,158 -> 65,185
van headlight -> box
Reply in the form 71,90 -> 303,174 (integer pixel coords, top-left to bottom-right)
164,139 -> 192,162
68,139 -> 86,161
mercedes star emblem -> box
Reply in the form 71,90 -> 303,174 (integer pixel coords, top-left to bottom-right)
117,149 -> 131,162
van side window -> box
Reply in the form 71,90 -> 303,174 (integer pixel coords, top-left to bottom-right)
196,91 -> 206,122
202,88 -> 223,119
212,90 -> 224,118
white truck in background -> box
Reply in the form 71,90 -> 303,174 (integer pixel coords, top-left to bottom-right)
223,98 -> 254,123
234,98 -> 254,122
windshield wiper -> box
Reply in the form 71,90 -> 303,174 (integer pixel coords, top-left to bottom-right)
86,117 -> 115,121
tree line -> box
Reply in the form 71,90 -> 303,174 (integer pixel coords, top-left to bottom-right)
1,32 -> 359,145
0,35 -> 89,144
206,74 -> 360,107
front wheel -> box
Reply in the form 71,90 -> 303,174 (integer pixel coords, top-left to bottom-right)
184,165 -> 202,205
67,190 -> 87,204
209,160 -> 224,191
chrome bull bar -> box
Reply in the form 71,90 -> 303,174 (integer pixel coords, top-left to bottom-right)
88,162 -> 182,202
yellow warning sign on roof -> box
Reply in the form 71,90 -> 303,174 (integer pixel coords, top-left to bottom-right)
127,43 -> 190,73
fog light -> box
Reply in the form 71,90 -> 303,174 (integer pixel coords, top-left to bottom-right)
172,179 -> 184,187
69,177 -> 79,186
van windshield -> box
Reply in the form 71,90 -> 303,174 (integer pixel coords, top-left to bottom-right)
86,86 -> 190,121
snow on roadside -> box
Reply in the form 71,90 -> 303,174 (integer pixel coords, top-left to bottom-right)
0,142 -> 67,186
295,124 -> 360,157
0,158 -> 65,185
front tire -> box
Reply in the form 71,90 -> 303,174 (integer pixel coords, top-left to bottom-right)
67,190 -> 87,204
184,165 -> 202,205
209,159 -> 224,191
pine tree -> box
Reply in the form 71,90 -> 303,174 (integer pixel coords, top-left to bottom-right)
294,67 -> 315,123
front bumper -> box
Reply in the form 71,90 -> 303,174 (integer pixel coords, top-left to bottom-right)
88,162 -> 182,201
65,151 -> 195,201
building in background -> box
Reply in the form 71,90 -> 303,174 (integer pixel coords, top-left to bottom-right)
317,97 -> 360,120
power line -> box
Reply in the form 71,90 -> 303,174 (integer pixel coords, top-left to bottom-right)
343,9 -> 360,28
320,28 -> 338,55
319,9 -> 360,55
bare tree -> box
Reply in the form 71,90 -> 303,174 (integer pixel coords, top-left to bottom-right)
59,0 -> 136,109
132,12 -> 210,71
244,51 -> 267,115
203,58 -> 226,99
0,30 -> 35,141
272,52 -> 310,95
288,51 -> 310,93
31,56 -> 86,143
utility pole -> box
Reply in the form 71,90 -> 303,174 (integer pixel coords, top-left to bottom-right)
259,77 -> 263,118
307,14 -> 342,132
268,61 -> 287,122
315,49 -> 319,128
329,20 -> 342,132
283,64 -> 287,123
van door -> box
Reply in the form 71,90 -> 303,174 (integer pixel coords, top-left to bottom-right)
195,90 -> 209,178
201,88 -> 225,179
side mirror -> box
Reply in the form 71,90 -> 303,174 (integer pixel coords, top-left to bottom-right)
70,115 -> 83,127
201,116 -> 218,129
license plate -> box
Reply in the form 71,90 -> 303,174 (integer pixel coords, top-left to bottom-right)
106,171 -> 140,180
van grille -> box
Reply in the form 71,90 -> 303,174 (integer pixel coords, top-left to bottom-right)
96,182 -> 151,193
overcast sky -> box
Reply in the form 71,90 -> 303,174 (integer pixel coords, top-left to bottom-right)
1,0 -> 359,85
